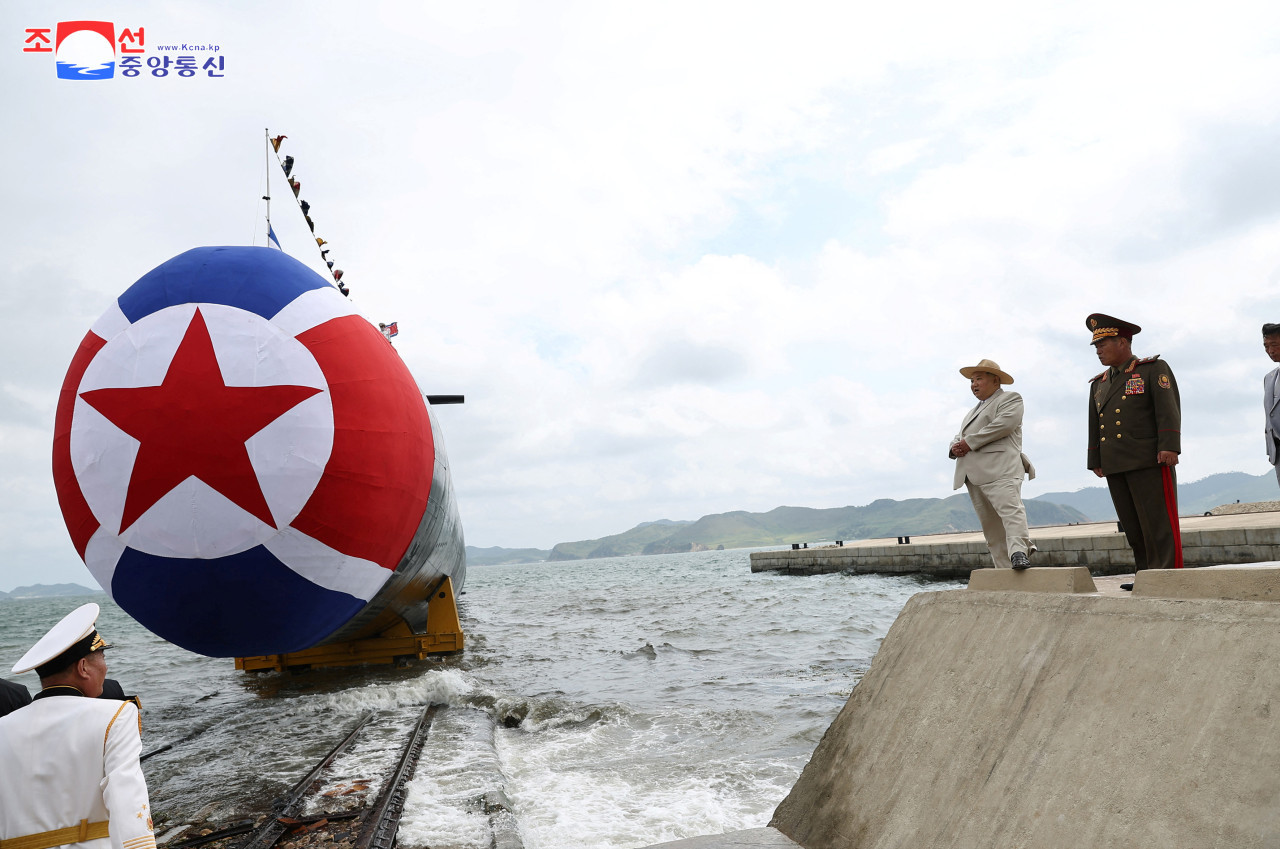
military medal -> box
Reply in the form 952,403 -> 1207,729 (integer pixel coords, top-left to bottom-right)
1125,374 -> 1145,395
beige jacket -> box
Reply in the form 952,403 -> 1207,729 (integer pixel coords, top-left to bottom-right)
949,388 -> 1036,489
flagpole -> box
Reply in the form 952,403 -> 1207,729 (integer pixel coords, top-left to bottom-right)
263,128 -> 272,244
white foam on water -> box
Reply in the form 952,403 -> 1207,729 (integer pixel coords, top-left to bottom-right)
305,668 -> 477,714
493,709 -> 789,849
398,707 -> 504,849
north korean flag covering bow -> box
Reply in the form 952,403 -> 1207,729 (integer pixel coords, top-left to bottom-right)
52,247 -> 435,657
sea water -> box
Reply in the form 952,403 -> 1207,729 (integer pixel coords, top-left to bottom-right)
0,549 -> 963,849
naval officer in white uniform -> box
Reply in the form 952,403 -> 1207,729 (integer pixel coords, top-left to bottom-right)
949,359 -> 1036,569
0,604 -> 155,849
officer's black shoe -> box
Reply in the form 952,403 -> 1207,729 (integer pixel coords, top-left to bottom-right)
1120,583 -> 1134,591
1011,552 -> 1030,570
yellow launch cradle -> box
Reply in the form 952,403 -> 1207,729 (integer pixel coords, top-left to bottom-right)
234,576 -> 464,672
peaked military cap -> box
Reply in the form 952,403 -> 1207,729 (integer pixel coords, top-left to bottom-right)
12,603 -> 113,676
1086,313 -> 1141,345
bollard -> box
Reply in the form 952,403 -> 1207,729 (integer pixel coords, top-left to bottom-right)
836,540 -> 844,546
803,542 -> 809,549
791,543 -> 800,550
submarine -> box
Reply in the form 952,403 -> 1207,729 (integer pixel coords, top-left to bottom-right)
50,143 -> 467,672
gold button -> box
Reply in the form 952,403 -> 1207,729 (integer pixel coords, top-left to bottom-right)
1115,408 -> 1120,412
1117,434 -> 1122,438
1100,424 -> 1106,429
1116,421 -> 1121,425
1101,437 -> 1106,441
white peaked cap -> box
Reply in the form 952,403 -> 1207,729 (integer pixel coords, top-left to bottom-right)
12,603 -> 105,674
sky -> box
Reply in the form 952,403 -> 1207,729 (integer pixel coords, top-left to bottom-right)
3,0 -> 1280,591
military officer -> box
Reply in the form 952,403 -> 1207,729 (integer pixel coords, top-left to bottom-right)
1261,323 -> 1280,487
0,678 -> 30,718
0,603 -> 155,849
1086,313 -> 1182,585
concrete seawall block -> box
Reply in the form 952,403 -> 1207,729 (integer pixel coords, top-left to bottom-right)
749,516 -> 1280,579
1082,548 -> 1113,566
770,590 -> 1280,849
1245,527 -> 1280,545
1181,547 -> 1209,568
1219,545 -> 1276,564
966,566 -> 1097,593
1206,529 -> 1248,546
1137,565 -> 1280,601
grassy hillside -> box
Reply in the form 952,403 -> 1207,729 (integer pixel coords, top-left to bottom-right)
1031,469 -> 1278,521
484,471 -> 1279,564
547,496 -> 1088,560
550,520 -> 694,560
465,546 -> 552,566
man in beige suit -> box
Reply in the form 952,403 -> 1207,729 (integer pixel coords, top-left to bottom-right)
949,359 -> 1036,569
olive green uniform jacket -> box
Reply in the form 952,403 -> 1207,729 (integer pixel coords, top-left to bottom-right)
1087,355 -> 1181,474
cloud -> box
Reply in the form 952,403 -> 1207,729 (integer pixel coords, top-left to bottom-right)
4,0 -> 1280,589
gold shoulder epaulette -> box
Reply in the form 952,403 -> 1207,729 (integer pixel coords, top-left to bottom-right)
1089,369 -> 1107,382
1135,354 -> 1161,365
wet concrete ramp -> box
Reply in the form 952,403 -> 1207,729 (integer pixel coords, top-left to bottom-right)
770,586 -> 1280,848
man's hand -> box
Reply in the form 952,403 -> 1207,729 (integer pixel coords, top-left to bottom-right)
952,439 -> 971,457
1093,467 -> 1105,478
1157,451 -> 1179,466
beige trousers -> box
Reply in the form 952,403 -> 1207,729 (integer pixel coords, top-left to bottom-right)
965,477 -> 1032,569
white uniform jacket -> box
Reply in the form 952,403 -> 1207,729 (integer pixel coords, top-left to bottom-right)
0,694 -> 155,849
950,388 -> 1036,490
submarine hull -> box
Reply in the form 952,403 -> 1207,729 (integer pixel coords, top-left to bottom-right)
52,246 -> 465,660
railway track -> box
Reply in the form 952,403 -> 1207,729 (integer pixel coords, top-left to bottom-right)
163,706 -> 445,849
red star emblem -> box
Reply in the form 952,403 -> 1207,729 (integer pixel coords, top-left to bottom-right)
79,308 -> 322,533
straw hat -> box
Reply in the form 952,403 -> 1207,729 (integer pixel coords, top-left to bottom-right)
958,358 -> 1013,385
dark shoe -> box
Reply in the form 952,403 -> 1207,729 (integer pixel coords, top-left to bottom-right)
1120,583 -> 1134,591
1011,552 -> 1030,570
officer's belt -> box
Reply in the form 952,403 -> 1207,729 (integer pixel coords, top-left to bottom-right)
0,819 -> 109,849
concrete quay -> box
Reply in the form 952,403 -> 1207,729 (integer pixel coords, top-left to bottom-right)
642,564 -> 1280,849
748,511 -> 1280,578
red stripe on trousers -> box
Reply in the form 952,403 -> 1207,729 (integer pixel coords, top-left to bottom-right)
1161,465 -> 1183,568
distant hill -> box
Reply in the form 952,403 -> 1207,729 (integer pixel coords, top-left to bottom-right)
478,471 -> 1280,565
465,545 -> 552,566
1031,470 -> 1279,521
2,583 -> 100,600
546,497 -> 1088,561
550,519 -> 695,560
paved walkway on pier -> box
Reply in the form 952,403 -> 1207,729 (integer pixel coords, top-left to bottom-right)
749,511 -> 1280,578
